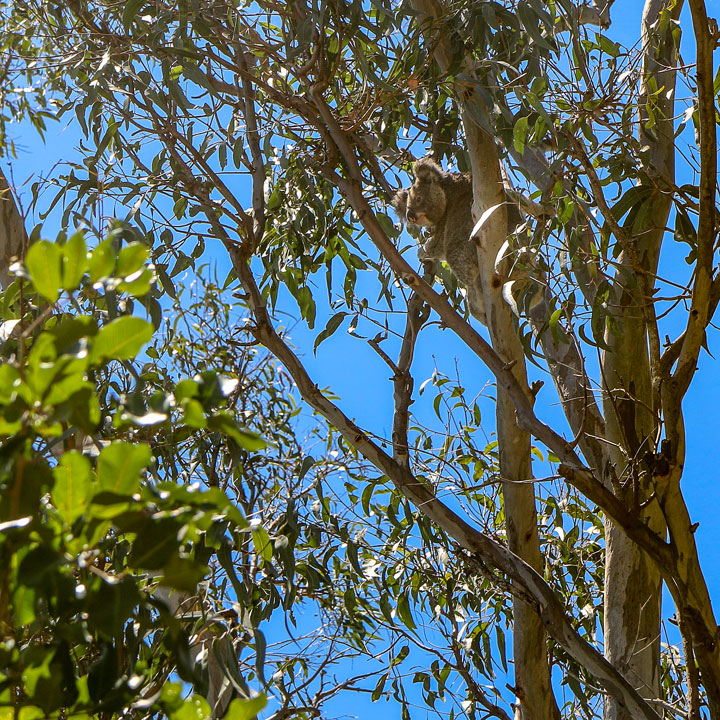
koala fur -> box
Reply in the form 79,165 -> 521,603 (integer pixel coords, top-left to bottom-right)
392,158 -> 487,323
392,158 -> 544,323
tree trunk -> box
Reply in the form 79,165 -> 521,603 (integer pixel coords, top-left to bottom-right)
601,333 -> 664,718
0,167 -> 26,287
601,2 -> 680,715
464,116 -> 559,720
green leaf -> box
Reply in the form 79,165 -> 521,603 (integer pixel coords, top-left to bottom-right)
313,311 -> 347,353
0,363 -> 20,399
298,455 -> 314,481
88,239 -> 115,283
171,695 -> 211,720
117,267 -> 153,296
225,694 -> 267,720
207,412 -> 266,450
372,673 -> 388,702
128,517 -> 182,569
174,379 -> 199,401
97,442 -> 151,494
52,451 -> 92,524
182,399 -> 207,429
47,316 -> 98,352
116,242 -> 148,278
12,585 -> 36,626
549,307 -> 563,345
26,241 -> 62,302
122,0 -> 146,30
62,231 -> 88,289
18,547 -> 62,587
87,577 -> 141,636
0,708 -> 46,720
513,116 -> 529,155
173,197 -> 188,219
253,628 -> 266,684
90,316 -> 153,362
180,62 -> 217,95
4,459 -> 54,520
252,527 -> 273,562
396,593 -> 417,631
160,683 -> 185,714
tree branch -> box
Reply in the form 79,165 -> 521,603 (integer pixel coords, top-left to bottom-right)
673,0 -> 717,401
221,233 -> 662,720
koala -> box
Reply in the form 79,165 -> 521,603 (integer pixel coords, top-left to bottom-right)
392,158 -> 544,323
392,158 -> 487,323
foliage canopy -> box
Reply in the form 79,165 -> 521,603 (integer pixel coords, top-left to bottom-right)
1,1 -> 719,719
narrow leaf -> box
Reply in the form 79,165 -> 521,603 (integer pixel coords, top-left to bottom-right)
396,593 -> 417,631
252,527 -> 273,562
313,312 -> 347,353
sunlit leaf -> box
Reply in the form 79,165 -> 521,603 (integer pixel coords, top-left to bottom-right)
252,527 -> 273,562
116,242 -> 149,278
97,442 -> 151,495
225,694 -> 267,720
26,241 -> 62,302
52,451 -> 92,524
62,231 -> 88,289
90,316 -> 153,362
88,239 -> 115,283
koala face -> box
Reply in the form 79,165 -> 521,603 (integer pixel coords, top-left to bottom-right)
405,168 -> 447,227
391,158 -> 448,228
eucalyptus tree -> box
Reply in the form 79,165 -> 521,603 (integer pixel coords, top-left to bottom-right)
1,0 -> 719,719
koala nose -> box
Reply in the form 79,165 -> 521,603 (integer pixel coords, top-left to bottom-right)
407,210 -> 417,223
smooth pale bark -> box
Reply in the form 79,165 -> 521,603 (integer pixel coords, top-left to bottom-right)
463,116 -> 558,720
0,167 -> 26,287
601,2 -> 680,716
601,312 -> 664,719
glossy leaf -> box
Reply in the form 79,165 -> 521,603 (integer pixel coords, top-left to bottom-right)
52,451 -> 92,524
62,231 -> 88,289
26,241 -> 62,302
97,442 -> 151,495
225,694 -> 267,720
90,316 -> 153,362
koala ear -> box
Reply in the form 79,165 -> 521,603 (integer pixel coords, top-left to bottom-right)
391,189 -> 409,219
413,157 -> 443,182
